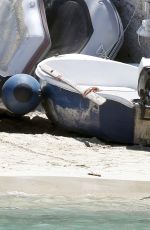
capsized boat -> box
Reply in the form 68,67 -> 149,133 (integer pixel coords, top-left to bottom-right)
0,0 -> 50,78
0,0 -> 124,115
44,0 -> 124,59
0,0 -> 123,78
34,54 -> 150,145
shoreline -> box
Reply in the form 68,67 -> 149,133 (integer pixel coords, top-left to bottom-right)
0,176 -> 150,197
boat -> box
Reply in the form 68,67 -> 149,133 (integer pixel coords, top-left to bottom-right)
33,53 -> 150,145
0,0 -> 124,115
0,0 -> 50,78
0,0 -> 123,79
44,0 -> 124,59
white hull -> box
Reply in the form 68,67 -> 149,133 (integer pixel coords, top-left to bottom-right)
36,54 -> 139,108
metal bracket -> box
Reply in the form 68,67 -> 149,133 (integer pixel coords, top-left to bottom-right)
140,104 -> 150,120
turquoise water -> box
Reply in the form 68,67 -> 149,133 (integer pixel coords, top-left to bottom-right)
0,194 -> 150,229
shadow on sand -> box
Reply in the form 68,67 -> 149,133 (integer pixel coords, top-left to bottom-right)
0,110 -> 150,152
0,109 -> 85,137
126,145 -> 150,153
0,110 -> 109,148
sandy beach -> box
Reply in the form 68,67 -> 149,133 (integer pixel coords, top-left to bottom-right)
0,111 -> 149,180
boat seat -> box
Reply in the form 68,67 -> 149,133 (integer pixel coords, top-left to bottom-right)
78,85 -> 139,108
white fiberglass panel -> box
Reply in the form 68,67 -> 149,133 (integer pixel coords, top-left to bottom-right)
36,54 -> 138,90
0,0 -> 46,77
82,0 -> 123,58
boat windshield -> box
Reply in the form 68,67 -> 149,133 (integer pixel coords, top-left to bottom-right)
0,0 -> 26,77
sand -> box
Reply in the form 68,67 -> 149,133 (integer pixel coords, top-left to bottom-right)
0,111 -> 149,180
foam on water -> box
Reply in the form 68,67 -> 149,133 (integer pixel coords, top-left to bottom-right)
0,194 -> 150,229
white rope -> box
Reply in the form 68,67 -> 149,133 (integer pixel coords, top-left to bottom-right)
123,6 -> 137,33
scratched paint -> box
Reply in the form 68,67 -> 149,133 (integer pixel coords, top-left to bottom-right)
55,101 -> 100,129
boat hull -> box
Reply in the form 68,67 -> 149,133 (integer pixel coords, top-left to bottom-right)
42,83 -> 135,144
44,0 -> 123,59
35,53 -> 139,144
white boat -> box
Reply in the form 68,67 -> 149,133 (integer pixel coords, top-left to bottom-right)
0,0 -> 123,78
44,0 -> 124,59
33,54 -> 150,145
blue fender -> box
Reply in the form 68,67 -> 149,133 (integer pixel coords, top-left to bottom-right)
2,74 -> 41,115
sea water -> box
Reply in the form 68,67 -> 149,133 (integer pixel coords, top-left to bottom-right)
0,193 -> 150,230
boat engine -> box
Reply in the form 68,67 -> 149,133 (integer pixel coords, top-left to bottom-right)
138,58 -> 150,106
135,58 -> 150,145
2,74 -> 41,115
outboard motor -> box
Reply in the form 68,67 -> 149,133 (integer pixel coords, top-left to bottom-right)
2,74 -> 41,115
133,58 -> 150,145
138,58 -> 150,106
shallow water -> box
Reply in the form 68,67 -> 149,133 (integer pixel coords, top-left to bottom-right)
0,194 -> 150,230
